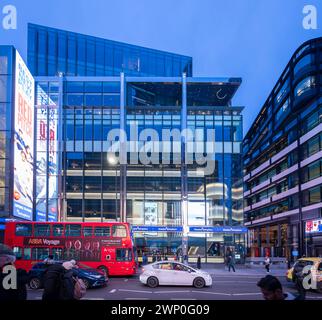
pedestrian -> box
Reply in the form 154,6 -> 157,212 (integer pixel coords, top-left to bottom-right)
264,254 -> 271,273
142,253 -> 148,265
152,253 -> 156,263
257,275 -> 303,300
42,259 -> 78,300
164,255 -> 168,261
0,244 -> 28,301
197,255 -> 201,269
228,251 -> 236,272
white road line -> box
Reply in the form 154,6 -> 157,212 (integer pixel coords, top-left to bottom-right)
191,291 -> 231,296
306,296 -> 322,300
109,289 -> 117,293
171,298 -> 197,300
119,289 -> 153,294
125,298 -> 149,300
124,279 -> 129,282
154,290 -> 191,294
86,298 -> 104,300
232,293 -> 262,296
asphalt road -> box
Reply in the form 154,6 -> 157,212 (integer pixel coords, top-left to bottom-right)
26,271 -> 322,301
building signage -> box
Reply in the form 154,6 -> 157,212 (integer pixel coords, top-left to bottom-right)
13,51 -> 35,221
131,225 -> 247,233
189,226 -> 248,233
132,226 -> 183,232
305,219 -> 322,234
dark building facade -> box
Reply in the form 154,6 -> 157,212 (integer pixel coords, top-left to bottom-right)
243,37 -> 322,260
27,24 -> 192,77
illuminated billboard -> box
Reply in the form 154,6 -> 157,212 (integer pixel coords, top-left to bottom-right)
305,219 -> 322,234
13,51 -> 35,220
35,84 -> 59,222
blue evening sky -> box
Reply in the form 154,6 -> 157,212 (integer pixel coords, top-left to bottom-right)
0,0 -> 321,134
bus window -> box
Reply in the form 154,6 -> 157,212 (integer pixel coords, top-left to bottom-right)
112,225 -> 127,238
32,248 -> 50,260
34,224 -> 51,237
23,248 -> 31,260
53,224 -> 64,237
83,226 -> 93,237
94,227 -> 110,237
13,247 -> 22,259
116,248 -> 132,262
15,224 -> 32,236
65,224 -> 81,237
52,248 -> 63,260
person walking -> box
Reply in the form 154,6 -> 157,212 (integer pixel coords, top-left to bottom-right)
264,254 -> 271,273
228,251 -> 236,272
197,255 -> 201,269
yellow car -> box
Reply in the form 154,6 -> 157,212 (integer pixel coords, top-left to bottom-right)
286,257 -> 322,293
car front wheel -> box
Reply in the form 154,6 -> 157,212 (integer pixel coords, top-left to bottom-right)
147,276 -> 159,288
193,277 -> 205,288
29,277 -> 41,290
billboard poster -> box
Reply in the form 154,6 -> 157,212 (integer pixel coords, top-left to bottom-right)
305,219 -> 322,234
144,202 -> 158,225
13,51 -> 34,220
35,85 -> 58,222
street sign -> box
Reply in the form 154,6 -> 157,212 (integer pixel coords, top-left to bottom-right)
292,250 -> 299,257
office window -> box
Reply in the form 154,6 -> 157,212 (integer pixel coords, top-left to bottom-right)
294,76 -> 315,97
294,54 -> 313,75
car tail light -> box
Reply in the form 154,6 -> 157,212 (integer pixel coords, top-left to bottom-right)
142,268 -> 145,272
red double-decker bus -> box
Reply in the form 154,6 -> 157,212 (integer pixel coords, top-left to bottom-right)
4,221 -> 137,276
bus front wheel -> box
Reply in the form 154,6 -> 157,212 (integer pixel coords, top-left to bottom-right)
98,266 -> 109,277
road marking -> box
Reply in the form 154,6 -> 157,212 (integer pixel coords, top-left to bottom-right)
154,290 -> 191,294
306,296 -> 322,300
191,291 -> 231,296
171,298 -> 197,300
125,298 -> 149,300
119,289 -> 153,294
109,289 -> 117,293
124,279 -> 129,282
232,293 -> 262,296
86,298 -> 104,300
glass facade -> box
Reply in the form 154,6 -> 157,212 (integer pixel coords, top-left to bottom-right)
243,37 -> 322,260
53,76 -> 245,263
28,24 -> 192,77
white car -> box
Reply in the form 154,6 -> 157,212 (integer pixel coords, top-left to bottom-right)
139,261 -> 212,288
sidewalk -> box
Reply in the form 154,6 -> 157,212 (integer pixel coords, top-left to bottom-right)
193,263 -> 288,277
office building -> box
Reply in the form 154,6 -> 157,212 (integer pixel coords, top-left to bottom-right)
243,37 -> 322,259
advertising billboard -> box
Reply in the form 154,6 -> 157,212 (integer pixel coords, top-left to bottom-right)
35,84 -> 59,222
305,218 -> 322,234
144,202 -> 158,225
13,51 -> 34,220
